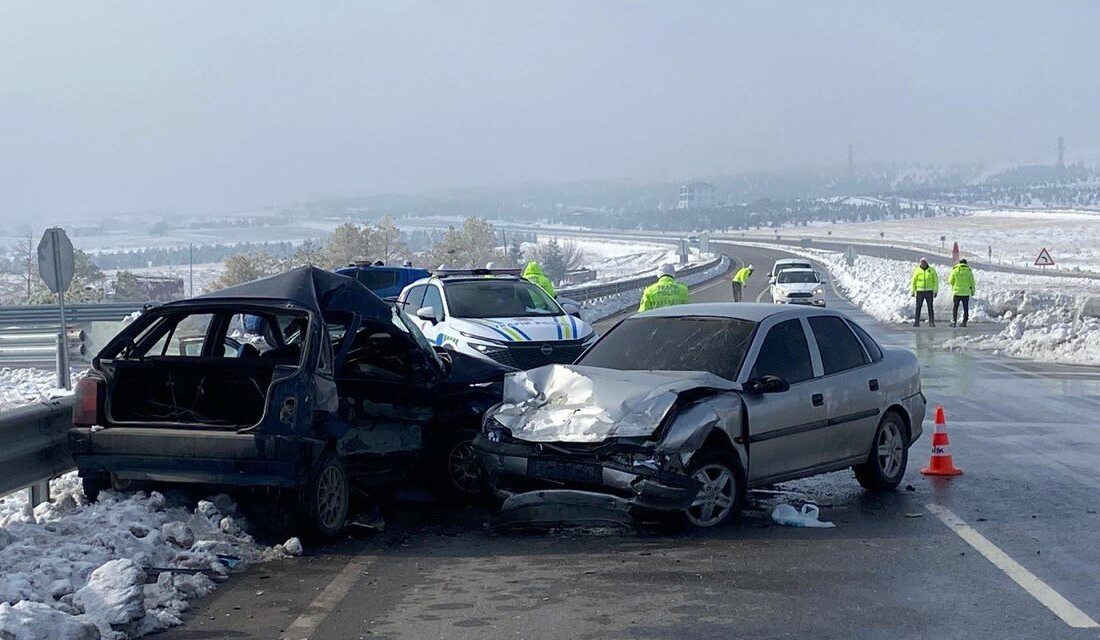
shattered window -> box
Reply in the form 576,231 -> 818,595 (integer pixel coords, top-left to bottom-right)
577,316 -> 756,380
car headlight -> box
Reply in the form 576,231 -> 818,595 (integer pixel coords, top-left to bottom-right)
813,287 -> 824,295
581,332 -> 598,346
482,414 -> 512,442
774,287 -> 786,297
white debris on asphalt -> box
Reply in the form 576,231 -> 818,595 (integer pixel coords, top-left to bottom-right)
771,503 -> 836,528
0,473 -> 298,639
281,537 -> 303,557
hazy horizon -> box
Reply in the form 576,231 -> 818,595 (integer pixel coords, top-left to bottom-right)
2,1 -> 1098,223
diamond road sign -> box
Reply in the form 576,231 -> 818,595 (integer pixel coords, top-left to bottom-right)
37,228 -> 75,294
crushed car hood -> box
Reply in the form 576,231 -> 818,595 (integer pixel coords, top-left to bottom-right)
489,364 -> 737,443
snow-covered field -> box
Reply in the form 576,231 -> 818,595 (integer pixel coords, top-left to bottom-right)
764,209 -> 1100,274
535,236 -> 705,282
0,475 -> 302,639
744,241 -> 1100,366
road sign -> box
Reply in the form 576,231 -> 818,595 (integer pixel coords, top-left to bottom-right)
1034,247 -> 1055,267
37,228 -> 75,294
36,228 -> 74,390
845,246 -> 857,267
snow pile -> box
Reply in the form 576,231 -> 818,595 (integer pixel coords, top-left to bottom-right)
0,474 -> 299,639
0,368 -> 81,412
749,242 -> 1100,366
580,257 -> 729,322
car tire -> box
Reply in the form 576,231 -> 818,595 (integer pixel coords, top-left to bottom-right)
431,430 -> 484,504
854,411 -> 909,491
81,475 -> 110,502
299,453 -> 350,542
681,451 -> 745,528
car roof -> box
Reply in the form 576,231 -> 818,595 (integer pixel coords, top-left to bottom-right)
636,302 -> 844,322
778,268 -> 817,274
774,258 -> 812,265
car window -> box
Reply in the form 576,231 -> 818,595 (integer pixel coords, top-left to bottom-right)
777,271 -> 819,284
577,316 -> 756,380
355,269 -> 398,290
402,285 -> 427,311
422,286 -> 445,317
749,319 -> 814,384
444,280 -> 562,319
847,319 -> 884,362
809,316 -> 869,375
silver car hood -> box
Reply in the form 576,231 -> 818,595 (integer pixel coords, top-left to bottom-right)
490,364 -> 737,443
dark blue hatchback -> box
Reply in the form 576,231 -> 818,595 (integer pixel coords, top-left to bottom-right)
336,262 -> 431,300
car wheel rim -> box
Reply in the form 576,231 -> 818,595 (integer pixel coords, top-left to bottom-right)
447,440 -> 482,494
317,465 -> 346,529
685,464 -> 736,527
876,421 -> 905,479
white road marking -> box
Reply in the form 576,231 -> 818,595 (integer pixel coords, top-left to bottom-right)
925,503 -> 1099,629
281,558 -> 374,640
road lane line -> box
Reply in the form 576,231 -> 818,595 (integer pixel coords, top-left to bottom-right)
925,503 -> 1099,629
281,558 -> 374,640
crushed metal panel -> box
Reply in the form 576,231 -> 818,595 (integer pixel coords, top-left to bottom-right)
490,364 -> 737,443
493,490 -> 634,530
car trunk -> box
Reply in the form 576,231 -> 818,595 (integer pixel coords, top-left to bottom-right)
103,357 -> 289,428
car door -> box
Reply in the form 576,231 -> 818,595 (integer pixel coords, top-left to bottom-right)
806,315 -> 880,464
740,317 -> 832,483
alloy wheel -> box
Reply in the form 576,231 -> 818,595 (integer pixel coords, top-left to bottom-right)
685,464 -> 737,527
876,420 -> 905,479
316,465 -> 347,530
447,440 -> 482,494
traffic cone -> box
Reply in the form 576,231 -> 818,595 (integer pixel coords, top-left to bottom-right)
921,405 -> 963,476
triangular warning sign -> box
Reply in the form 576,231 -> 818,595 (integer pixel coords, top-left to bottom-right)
1034,247 -> 1055,267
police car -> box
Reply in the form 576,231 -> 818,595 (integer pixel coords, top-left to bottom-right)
397,269 -> 598,370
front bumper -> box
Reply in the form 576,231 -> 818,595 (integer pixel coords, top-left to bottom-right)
69,427 -> 320,488
473,435 -> 702,524
774,296 -> 826,306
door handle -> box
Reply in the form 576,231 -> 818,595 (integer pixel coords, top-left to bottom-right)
869,379 -> 879,391
811,393 -> 824,407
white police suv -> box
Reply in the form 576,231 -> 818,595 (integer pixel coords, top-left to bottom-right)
397,271 -> 598,369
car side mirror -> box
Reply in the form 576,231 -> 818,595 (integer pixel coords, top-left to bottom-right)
743,375 -> 790,394
560,301 -> 581,318
768,276 -> 776,284
416,306 -> 439,324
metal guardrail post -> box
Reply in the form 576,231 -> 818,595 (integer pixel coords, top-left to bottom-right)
29,479 -> 50,507
55,332 -> 71,389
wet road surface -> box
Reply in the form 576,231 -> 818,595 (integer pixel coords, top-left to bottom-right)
162,241 -> 1100,640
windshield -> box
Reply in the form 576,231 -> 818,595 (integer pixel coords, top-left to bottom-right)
778,271 -> 819,284
578,316 -> 757,380
445,280 -> 564,319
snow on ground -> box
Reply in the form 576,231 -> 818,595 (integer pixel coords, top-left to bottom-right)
760,209 -> 1100,274
0,368 -> 80,411
532,236 -> 705,282
0,474 -> 300,639
740,241 -> 1100,366
579,257 -> 730,322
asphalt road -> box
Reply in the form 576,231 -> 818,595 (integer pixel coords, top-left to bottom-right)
162,242 -> 1100,640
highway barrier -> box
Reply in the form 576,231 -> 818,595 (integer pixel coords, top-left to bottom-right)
0,396 -> 75,503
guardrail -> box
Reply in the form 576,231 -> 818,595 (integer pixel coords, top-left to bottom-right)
0,302 -> 147,328
559,256 -> 723,301
0,396 -> 75,503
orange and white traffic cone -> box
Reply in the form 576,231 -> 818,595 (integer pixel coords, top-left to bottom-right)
921,405 -> 963,476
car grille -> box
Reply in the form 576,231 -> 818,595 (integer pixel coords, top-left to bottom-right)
787,292 -> 814,298
485,341 -> 587,370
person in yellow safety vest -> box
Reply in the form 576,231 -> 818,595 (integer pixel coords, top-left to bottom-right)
948,258 -> 976,327
522,261 -> 556,297
910,258 -> 939,327
731,264 -> 754,302
638,264 -> 690,312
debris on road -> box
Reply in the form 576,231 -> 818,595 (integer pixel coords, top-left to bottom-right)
771,503 -> 836,528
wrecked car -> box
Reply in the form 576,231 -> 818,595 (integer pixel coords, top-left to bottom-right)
475,303 -> 926,528
69,267 -> 509,539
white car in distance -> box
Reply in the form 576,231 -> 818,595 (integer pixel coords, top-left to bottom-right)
770,268 -> 826,306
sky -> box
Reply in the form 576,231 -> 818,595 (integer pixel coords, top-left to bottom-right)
1,1 -> 1097,222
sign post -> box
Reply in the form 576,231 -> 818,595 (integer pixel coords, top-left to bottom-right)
37,228 -> 75,390
1034,247 -> 1055,273
845,246 -> 857,267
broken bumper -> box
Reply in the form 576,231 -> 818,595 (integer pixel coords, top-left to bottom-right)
68,427 -> 320,488
473,435 -> 702,523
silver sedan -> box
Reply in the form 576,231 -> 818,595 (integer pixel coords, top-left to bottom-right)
475,303 -> 926,528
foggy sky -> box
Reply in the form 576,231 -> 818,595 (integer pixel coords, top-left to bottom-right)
1,1 -> 1097,221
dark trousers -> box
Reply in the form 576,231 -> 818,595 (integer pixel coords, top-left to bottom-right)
732,281 -> 743,302
914,291 -> 935,324
953,295 -> 970,324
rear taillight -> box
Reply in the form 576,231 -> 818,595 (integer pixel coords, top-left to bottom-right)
73,377 -> 105,427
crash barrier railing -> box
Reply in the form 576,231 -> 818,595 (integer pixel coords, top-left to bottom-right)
0,396 -> 76,505
557,256 -> 724,302
0,301 -> 147,327
0,303 -> 146,367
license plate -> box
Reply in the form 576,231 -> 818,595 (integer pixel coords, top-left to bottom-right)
526,458 -> 602,484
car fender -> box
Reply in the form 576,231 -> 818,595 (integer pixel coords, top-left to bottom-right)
655,392 -> 746,471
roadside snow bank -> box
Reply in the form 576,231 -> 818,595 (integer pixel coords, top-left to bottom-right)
736,242 -> 1100,366
0,367 -> 80,412
0,474 -> 297,639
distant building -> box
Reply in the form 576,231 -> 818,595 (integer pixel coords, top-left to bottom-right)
678,182 -> 718,210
